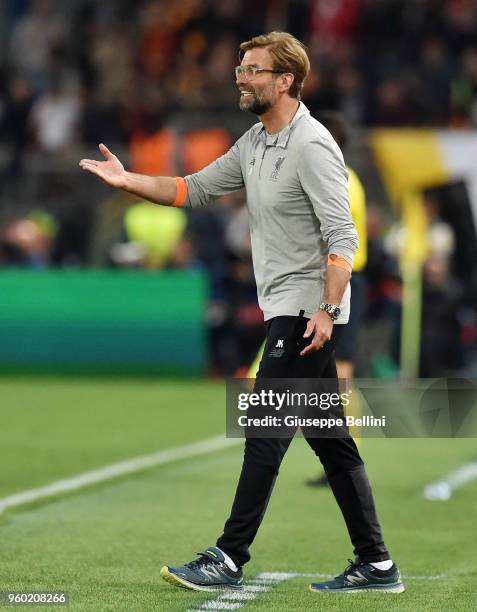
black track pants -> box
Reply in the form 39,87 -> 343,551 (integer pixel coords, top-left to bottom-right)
216,315 -> 389,567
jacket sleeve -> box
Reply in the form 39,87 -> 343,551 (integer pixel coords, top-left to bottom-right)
184,139 -> 245,208
297,138 -> 358,266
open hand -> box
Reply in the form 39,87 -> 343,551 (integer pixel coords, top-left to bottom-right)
300,311 -> 333,357
79,143 -> 126,189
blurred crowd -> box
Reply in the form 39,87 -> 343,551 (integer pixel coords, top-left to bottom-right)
1,0 -> 477,376
2,0 -> 477,177
2,0 -> 477,159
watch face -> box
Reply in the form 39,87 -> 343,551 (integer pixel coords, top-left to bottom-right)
320,303 -> 340,320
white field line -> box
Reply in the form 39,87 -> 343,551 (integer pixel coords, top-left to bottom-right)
0,435 -> 241,515
423,462 -> 477,500
190,570 -> 448,611
191,573 -> 291,612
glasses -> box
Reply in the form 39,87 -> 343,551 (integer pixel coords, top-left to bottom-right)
235,65 -> 286,80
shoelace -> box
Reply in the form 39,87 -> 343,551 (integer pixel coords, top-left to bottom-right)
184,552 -> 220,571
336,558 -> 360,580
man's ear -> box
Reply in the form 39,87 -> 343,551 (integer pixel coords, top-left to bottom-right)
279,73 -> 295,93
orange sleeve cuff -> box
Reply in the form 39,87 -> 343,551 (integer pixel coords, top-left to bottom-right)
327,255 -> 352,273
172,177 -> 188,208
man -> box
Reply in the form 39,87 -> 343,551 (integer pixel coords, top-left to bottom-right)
80,31 -> 404,594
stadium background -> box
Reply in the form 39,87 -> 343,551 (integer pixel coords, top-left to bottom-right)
1,1 -> 477,610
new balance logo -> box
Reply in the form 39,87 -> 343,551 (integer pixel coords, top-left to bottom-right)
346,571 -> 368,586
275,339 -> 284,348
248,156 -> 256,175
201,565 -> 222,580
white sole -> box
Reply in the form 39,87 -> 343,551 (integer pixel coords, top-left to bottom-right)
309,583 -> 406,594
160,566 -> 243,592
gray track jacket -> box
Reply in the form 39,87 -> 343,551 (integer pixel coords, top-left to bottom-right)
184,103 -> 358,323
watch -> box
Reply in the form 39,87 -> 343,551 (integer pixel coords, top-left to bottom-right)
319,302 -> 341,322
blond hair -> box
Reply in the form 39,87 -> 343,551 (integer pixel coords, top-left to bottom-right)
239,32 -> 310,99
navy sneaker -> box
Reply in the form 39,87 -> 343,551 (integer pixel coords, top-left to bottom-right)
160,546 -> 243,592
310,558 -> 405,593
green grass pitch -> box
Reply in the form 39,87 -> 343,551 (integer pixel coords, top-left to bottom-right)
1,378 -> 476,611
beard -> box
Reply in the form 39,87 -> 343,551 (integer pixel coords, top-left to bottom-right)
239,90 -> 273,115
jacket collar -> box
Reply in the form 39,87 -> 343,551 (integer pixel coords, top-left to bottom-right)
259,102 -> 310,148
